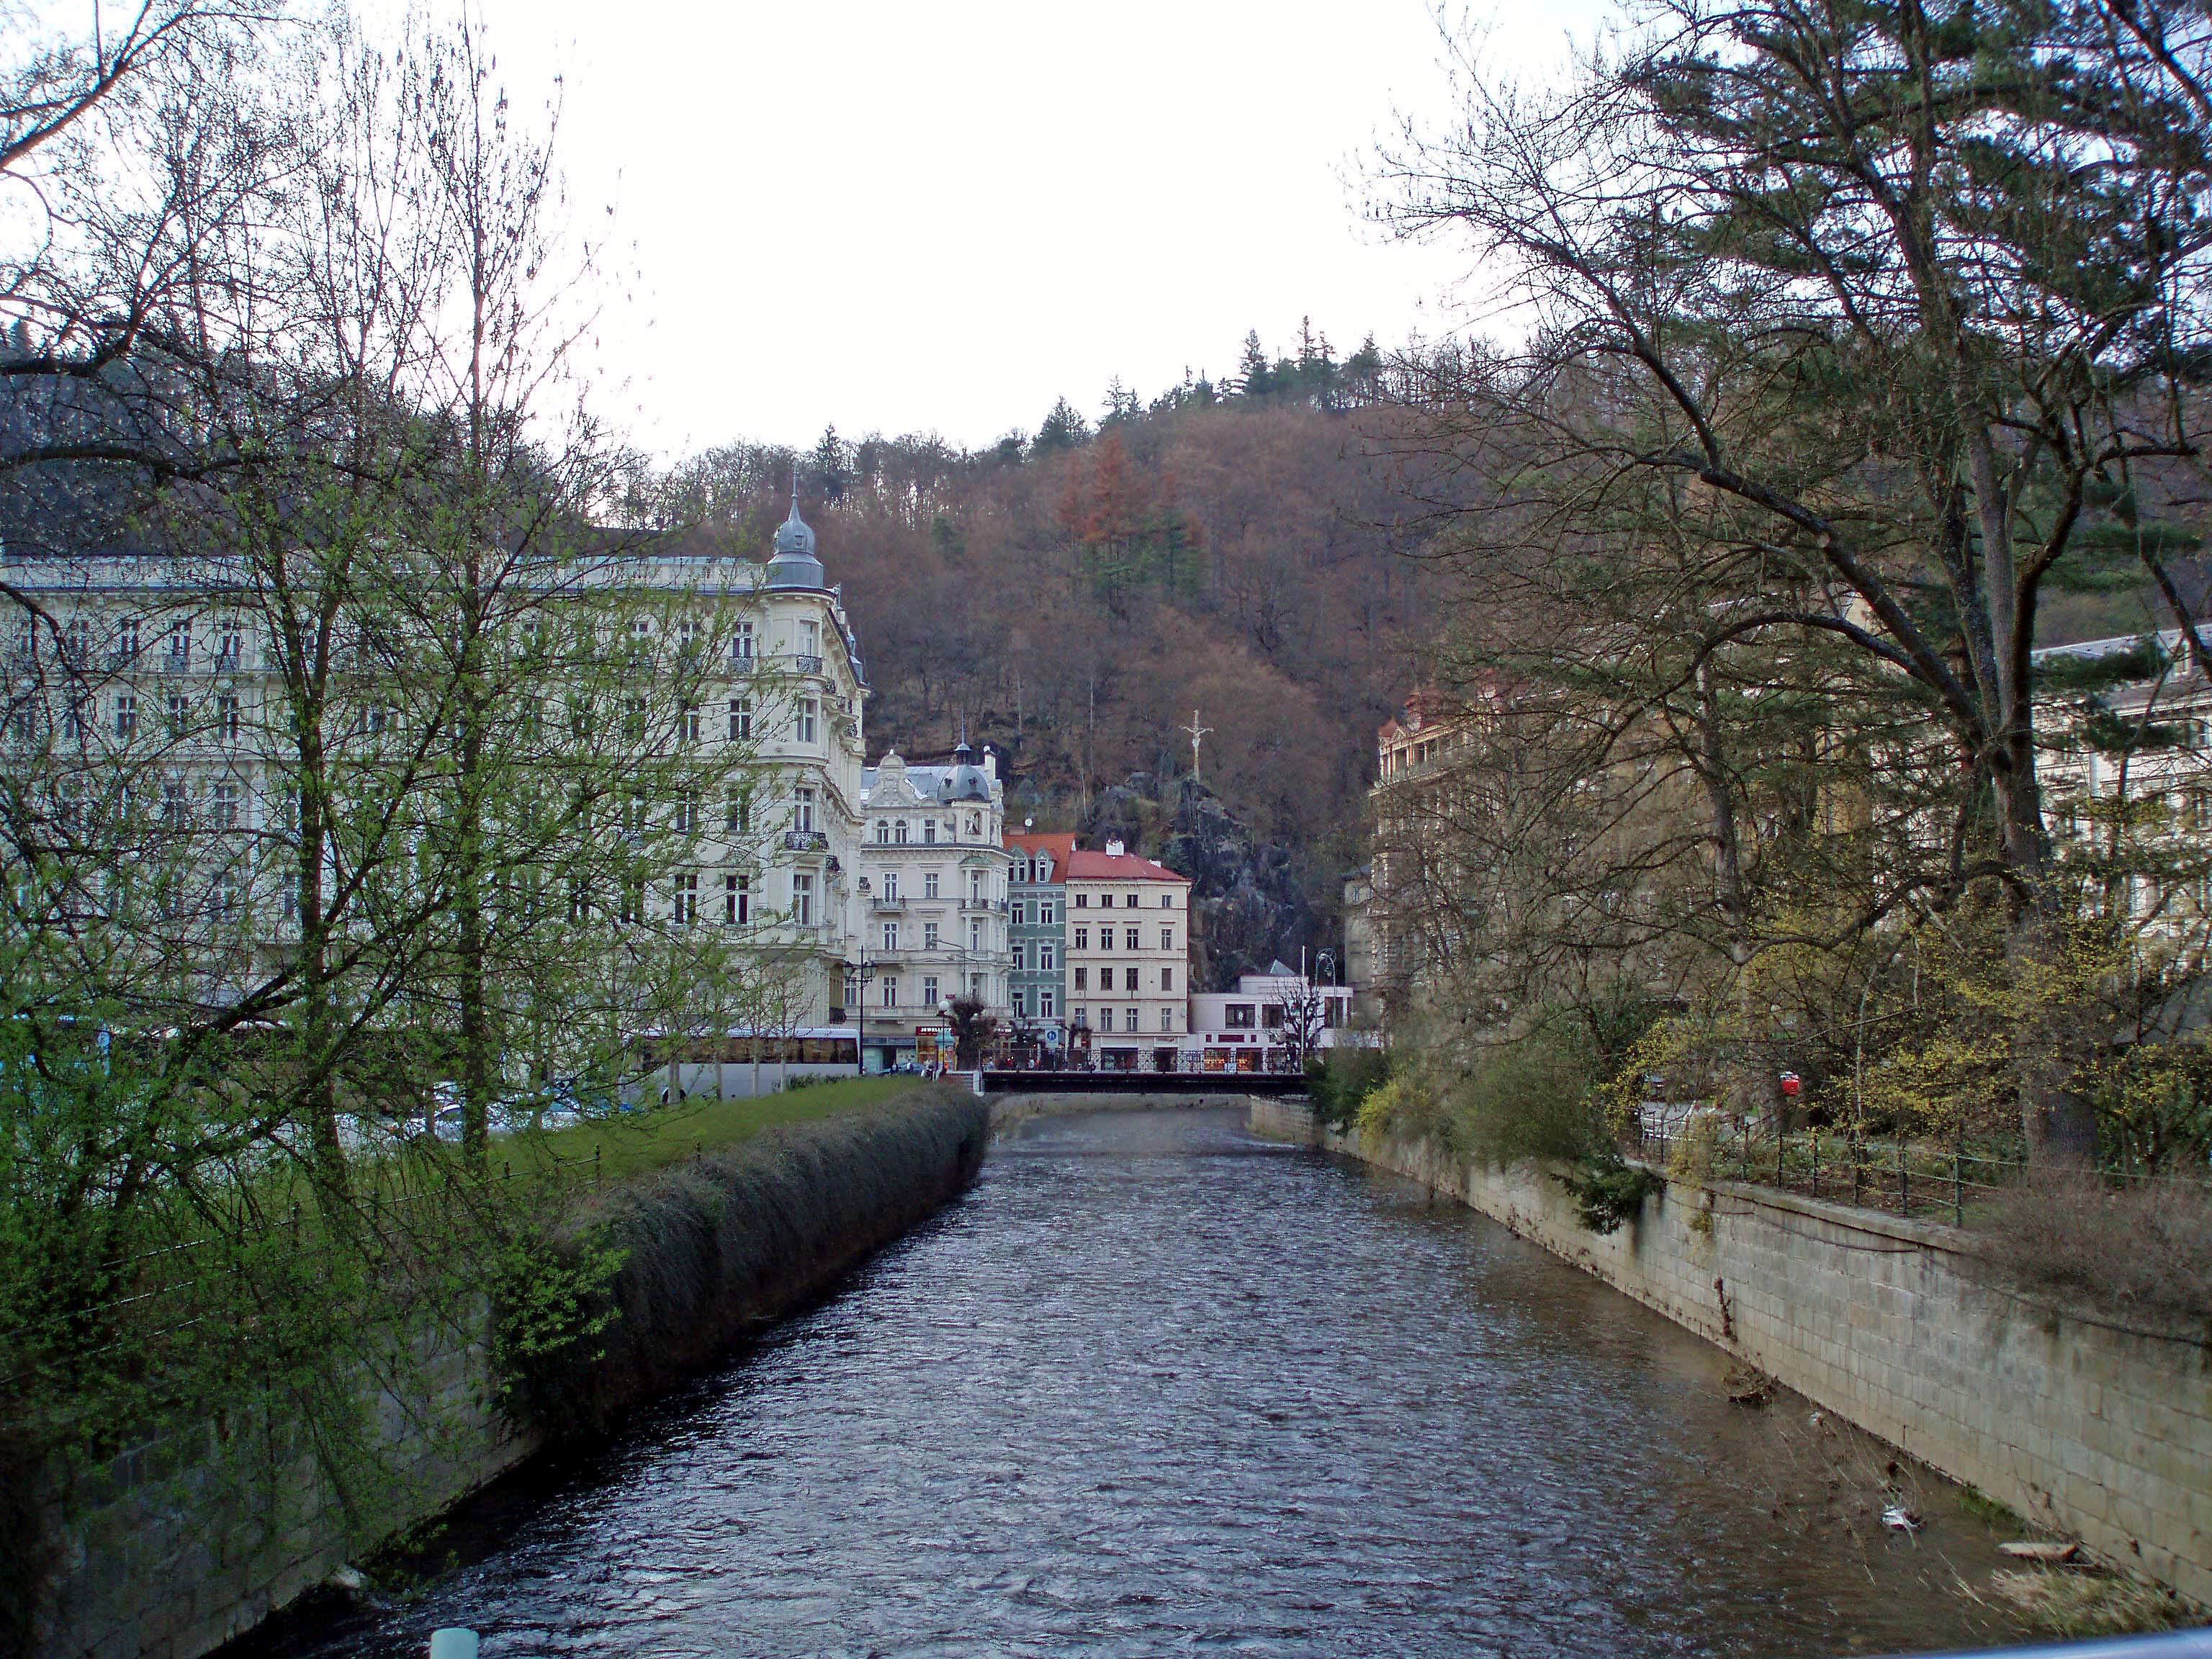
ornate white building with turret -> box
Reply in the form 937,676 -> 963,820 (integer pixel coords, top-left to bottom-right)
853,742 -> 1012,1069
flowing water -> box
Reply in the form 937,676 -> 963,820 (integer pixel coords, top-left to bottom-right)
238,1106 -> 2034,1658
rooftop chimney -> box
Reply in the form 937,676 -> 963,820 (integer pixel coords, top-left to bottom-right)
983,745 -> 997,780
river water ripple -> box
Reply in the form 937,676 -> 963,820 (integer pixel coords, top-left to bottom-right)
241,1106 -> 2029,1658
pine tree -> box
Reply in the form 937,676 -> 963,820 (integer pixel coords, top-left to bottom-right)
1033,396 -> 1089,454
1233,330 -> 1273,399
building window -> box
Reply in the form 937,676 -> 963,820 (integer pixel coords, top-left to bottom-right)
922,975 -> 938,1007
969,973 -> 983,999
924,921 -> 939,949
1225,1002 -> 1256,1029
674,872 -> 698,924
1012,991 -> 1028,1017
725,873 -> 750,924
116,618 -> 139,661
1040,944 -> 1055,971
1074,927 -> 1088,950
1074,1007 -> 1088,1028
883,976 -> 899,1007
217,693 -> 240,742
730,698 -> 752,741
1099,927 -> 1113,952
1159,927 -> 1174,950
1074,966 -> 1087,991
1099,1007 -> 1113,1031
1160,1007 -> 1175,1033
924,871 -> 938,898
161,780 -> 188,832
924,819 -> 938,845
1161,966 -> 1174,993
968,868 -> 984,903
732,621 -> 754,663
895,819 -> 909,845
882,872 -> 899,899
1040,990 -> 1055,1019
844,971 -> 860,1007
624,696 -> 648,741
167,620 -> 189,668
791,872 -> 813,925
114,694 -> 136,739
1040,901 -> 1055,925
797,698 -> 818,744
1011,943 -> 1027,971
883,921 -> 898,950
1124,1008 -> 1139,1033
167,692 -> 189,737
1011,901 -> 1026,926
969,920 -> 981,952
727,788 -> 751,835
876,821 -> 891,843
1125,927 -> 1139,950
793,788 -> 816,833
675,791 -> 698,834
1074,892 -> 1087,908
800,619 -> 819,657
211,781 -> 240,831
1123,966 -> 1138,992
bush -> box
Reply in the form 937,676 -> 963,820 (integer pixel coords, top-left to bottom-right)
1449,1033 -> 1606,1168
1985,1171 -> 2212,1326
1308,1046 -> 1389,1130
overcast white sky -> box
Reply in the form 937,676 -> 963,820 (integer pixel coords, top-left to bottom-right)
439,1 -> 1604,459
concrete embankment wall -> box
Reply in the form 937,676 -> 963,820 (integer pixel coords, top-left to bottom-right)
1249,1097 -> 2212,1606
36,1089 -> 989,1659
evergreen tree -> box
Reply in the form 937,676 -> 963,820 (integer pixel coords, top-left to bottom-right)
1033,396 -> 1089,454
1232,330 -> 1274,399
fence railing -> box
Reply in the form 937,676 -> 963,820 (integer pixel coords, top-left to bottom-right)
1632,1107 -> 2212,1228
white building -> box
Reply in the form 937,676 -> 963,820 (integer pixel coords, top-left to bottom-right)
1188,963 -> 1362,1072
0,491 -> 878,1088
853,743 -> 1012,1069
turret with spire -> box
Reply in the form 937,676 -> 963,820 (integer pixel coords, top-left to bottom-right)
765,464 -> 825,589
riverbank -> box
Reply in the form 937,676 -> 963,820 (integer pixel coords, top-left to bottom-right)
1251,1098 -> 2212,1610
35,1084 -> 987,1659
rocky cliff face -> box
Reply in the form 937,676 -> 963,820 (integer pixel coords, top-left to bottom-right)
1084,775 -> 1321,992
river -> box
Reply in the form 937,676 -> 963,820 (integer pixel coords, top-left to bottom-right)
237,1105 -> 2033,1658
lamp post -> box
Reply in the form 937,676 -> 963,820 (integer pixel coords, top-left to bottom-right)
850,953 -> 877,1078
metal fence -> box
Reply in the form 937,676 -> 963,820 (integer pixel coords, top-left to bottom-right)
1632,1107 -> 2212,1228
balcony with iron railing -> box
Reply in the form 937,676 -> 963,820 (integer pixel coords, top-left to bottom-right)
782,829 -> 830,853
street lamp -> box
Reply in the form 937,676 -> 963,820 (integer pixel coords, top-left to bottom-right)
849,952 -> 877,1078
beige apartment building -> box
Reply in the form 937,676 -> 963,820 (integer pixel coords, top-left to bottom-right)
1063,838 -> 1192,1067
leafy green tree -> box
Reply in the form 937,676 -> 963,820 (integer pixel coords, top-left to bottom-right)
1377,0 -> 2212,1156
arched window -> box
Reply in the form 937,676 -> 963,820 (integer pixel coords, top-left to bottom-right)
876,822 -> 891,844
894,819 -> 909,845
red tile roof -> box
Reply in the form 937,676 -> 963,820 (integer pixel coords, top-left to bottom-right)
1004,830 -> 1079,866
1064,847 -> 1190,884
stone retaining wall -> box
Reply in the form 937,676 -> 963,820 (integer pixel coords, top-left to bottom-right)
36,1091 -> 988,1659
1249,1100 -> 2212,1605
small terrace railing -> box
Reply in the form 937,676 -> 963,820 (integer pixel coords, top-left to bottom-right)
1632,1107 -> 2212,1229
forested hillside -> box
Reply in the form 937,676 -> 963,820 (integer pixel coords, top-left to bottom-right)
650,332 -> 1442,981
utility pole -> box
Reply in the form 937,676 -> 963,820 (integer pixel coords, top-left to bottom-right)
1183,707 -> 1213,784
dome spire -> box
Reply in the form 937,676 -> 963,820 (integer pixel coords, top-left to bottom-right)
765,463 -> 824,589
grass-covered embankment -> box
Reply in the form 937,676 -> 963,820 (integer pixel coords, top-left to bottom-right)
526,1075 -> 930,1182
511,1081 -> 989,1435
